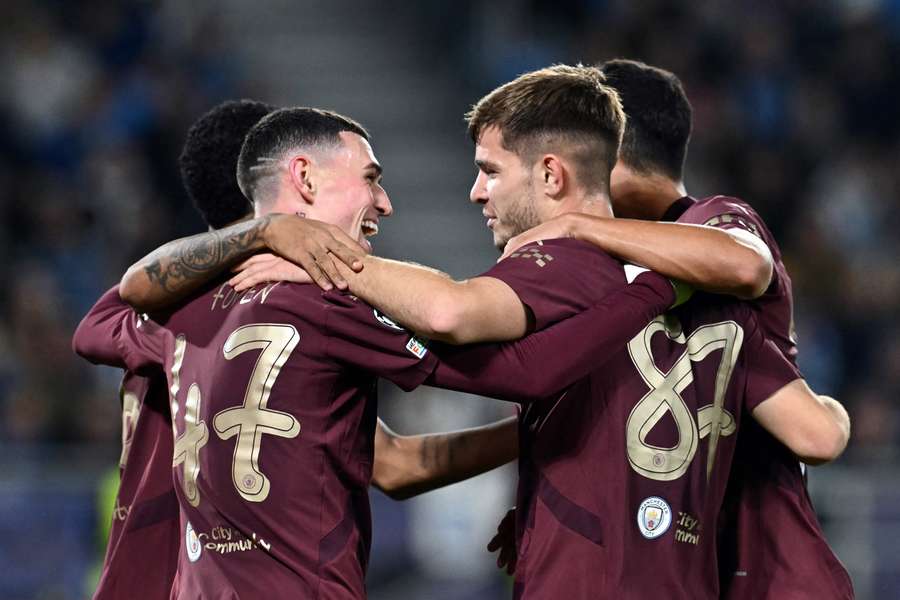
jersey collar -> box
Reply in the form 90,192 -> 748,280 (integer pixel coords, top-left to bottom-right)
660,196 -> 697,223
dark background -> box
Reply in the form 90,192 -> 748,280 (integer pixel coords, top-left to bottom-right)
1,1 -> 898,598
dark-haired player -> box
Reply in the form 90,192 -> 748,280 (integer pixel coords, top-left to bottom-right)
74,101 -> 525,598
116,67 -> 846,599
73,99 -> 276,600
503,59 -> 853,598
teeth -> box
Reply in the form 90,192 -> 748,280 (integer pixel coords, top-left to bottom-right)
361,219 -> 379,237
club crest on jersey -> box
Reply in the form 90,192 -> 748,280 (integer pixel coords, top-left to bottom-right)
637,496 -> 672,539
374,309 -> 405,331
406,336 -> 428,359
186,522 -> 202,562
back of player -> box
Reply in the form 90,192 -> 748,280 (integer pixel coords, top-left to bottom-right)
674,195 -> 853,598
512,293 -> 798,600
159,279 -> 436,599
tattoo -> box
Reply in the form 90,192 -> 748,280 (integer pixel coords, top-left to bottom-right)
418,433 -> 457,475
143,216 -> 271,295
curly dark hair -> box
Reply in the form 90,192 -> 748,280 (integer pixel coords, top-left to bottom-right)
179,99 -> 276,229
597,59 -> 692,181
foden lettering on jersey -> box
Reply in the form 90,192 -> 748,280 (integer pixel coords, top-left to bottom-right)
210,282 -> 281,312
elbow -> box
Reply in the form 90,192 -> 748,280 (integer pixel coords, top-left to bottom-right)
372,472 -> 409,500
793,424 -> 849,466
423,297 -> 469,345
118,268 -> 152,312
732,253 -> 773,300
71,320 -> 91,359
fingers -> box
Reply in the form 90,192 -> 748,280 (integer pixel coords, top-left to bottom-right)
304,259 -> 334,292
326,228 -> 366,271
500,234 -> 533,261
315,253 -> 348,291
232,253 -> 279,272
487,534 -> 502,553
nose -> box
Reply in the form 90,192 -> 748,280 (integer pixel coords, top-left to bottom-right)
374,184 -> 393,216
470,171 -> 488,205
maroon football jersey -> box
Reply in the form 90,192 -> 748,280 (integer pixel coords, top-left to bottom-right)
671,196 -> 853,599
116,280 -> 437,600
481,239 -> 801,599
73,287 -> 179,600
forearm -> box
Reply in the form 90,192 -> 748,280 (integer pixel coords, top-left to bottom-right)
120,216 -> 272,311
567,214 -> 772,299
337,258 -> 528,344
373,417 -> 518,500
428,273 -> 674,402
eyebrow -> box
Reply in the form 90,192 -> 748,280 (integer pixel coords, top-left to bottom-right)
365,162 -> 383,177
474,159 -> 499,171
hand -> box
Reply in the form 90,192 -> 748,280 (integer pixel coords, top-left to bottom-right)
229,253 -> 313,291
486,507 -> 517,575
500,213 -> 580,261
265,214 -> 366,290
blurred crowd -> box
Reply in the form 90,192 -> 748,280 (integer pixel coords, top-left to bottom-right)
1,0 -> 898,597
1,1 -> 246,446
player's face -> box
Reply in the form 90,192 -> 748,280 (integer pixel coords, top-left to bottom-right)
470,126 -> 541,250
314,132 -> 392,253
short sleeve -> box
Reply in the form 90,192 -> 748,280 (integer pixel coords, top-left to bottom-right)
742,317 -> 802,412
322,292 -> 438,391
479,239 -> 626,330
72,286 -> 132,367
115,312 -> 171,375
679,196 -> 766,242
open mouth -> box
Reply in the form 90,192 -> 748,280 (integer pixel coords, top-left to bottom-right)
361,219 -> 379,237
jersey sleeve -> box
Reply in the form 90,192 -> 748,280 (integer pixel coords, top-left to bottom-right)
479,238 -> 626,330
428,272 -> 675,403
741,316 -> 803,412
680,196 -> 767,241
72,286 -> 132,367
114,312 -> 171,375
73,285 -> 169,374
322,292 -> 438,392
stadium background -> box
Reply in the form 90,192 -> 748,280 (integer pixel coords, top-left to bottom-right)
2,1 -> 898,598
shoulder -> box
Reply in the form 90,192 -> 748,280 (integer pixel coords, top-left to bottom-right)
488,238 -> 623,279
682,195 -> 765,236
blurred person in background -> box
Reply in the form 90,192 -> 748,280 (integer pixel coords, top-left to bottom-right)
500,58 -> 853,599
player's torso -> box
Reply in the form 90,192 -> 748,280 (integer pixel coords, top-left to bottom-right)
678,196 -> 853,598
94,371 -> 179,600
162,282 -> 377,600
515,297 -> 756,600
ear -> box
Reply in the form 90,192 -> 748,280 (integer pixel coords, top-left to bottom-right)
540,154 -> 566,198
287,155 -> 316,205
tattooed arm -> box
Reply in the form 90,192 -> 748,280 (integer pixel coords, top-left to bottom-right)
372,417 -> 518,500
119,214 -> 365,312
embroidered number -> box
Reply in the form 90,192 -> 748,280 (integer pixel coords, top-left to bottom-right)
626,316 -> 743,482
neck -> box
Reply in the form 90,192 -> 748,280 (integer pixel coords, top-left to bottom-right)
546,190 -> 615,220
612,170 -> 687,221
254,187 -> 304,218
